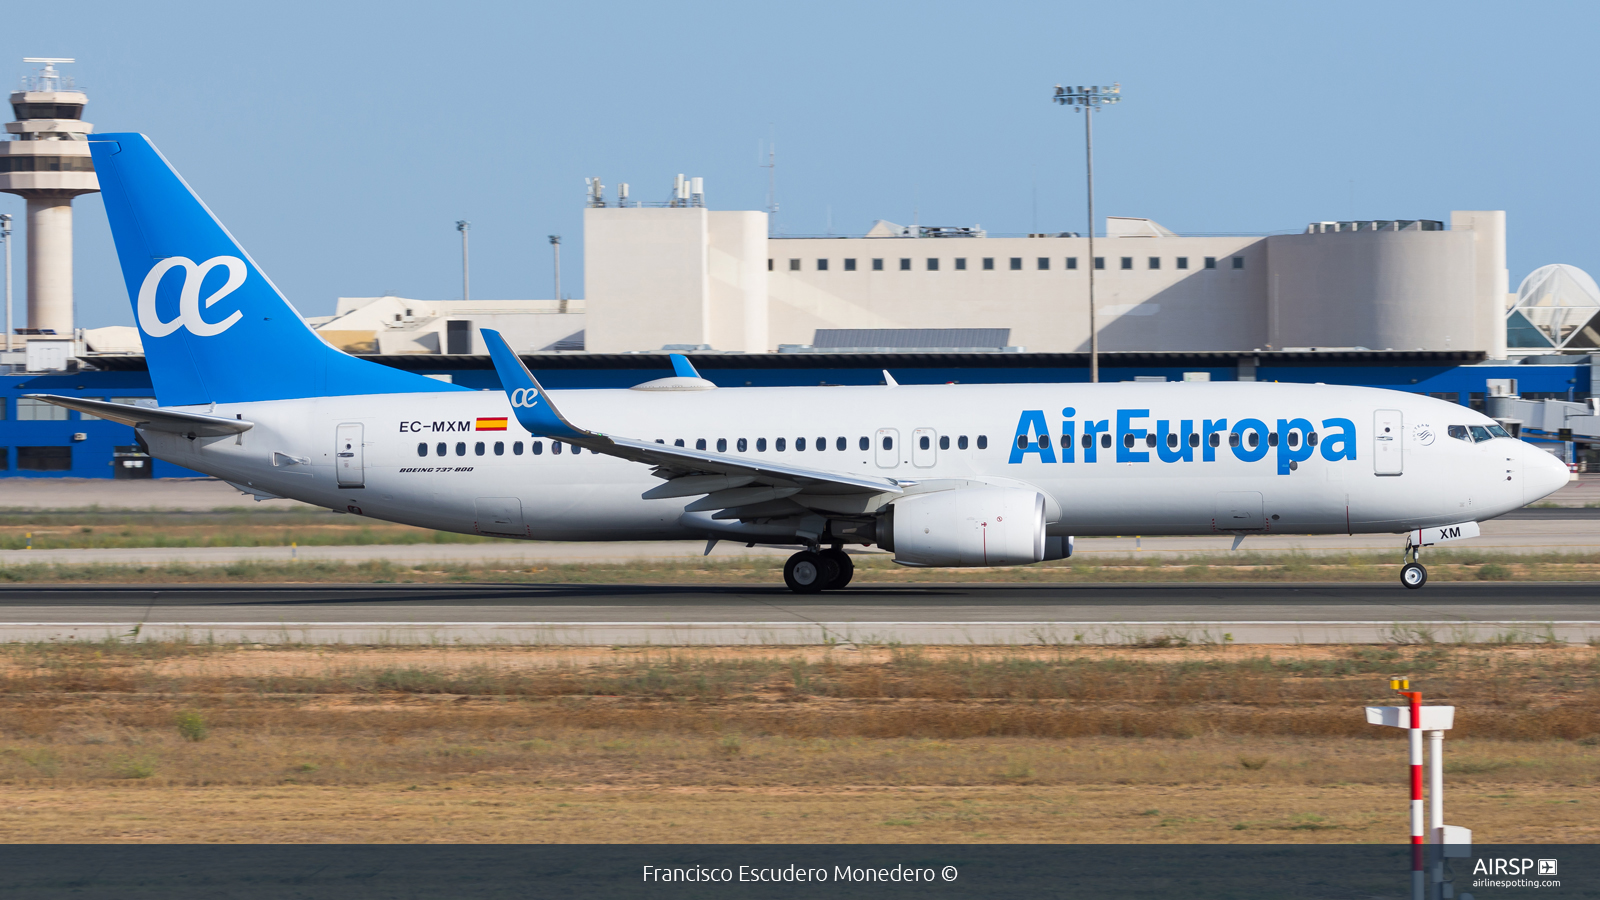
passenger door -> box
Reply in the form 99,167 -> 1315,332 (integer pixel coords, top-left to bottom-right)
1373,409 -> 1403,475
335,423 -> 364,488
875,428 -> 900,468
912,428 -> 937,468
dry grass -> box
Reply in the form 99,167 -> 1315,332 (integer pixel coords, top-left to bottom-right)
6,550 -> 1600,584
0,642 -> 1593,841
0,510 -> 486,550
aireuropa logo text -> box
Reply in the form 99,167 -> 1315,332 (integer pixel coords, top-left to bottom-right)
137,256 -> 247,338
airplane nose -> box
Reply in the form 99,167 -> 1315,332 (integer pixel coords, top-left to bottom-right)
1522,444 -> 1571,505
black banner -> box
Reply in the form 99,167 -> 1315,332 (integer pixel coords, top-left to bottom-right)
0,845 -> 1593,898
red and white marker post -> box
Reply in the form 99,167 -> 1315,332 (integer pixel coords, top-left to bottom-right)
1366,678 -> 1471,900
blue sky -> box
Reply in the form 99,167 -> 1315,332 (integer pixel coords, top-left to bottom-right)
5,0 -> 1599,328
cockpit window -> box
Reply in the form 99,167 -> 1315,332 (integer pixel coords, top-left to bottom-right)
1486,424 -> 1511,439
1469,425 -> 1492,442
1448,425 -> 1470,441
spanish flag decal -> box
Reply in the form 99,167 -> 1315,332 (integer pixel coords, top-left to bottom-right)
475,417 -> 508,431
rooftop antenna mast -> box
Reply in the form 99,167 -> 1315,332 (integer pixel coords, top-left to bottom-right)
760,127 -> 778,232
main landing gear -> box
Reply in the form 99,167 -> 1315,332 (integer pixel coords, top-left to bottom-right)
1401,537 -> 1428,589
783,546 -> 856,593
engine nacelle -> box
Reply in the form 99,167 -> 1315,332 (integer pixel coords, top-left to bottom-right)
887,487 -> 1046,567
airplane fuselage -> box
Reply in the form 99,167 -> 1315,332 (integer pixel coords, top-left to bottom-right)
145,381 -> 1563,542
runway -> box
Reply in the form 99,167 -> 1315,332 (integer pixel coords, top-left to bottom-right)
2,581 -> 1596,645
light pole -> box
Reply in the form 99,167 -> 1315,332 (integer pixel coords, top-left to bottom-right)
456,220 -> 471,301
549,234 -> 563,313
1053,83 -> 1121,383
1,213 -> 11,354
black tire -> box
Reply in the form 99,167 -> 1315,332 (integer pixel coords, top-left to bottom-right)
820,548 -> 854,589
784,551 -> 833,593
1400,562 -> 1428,589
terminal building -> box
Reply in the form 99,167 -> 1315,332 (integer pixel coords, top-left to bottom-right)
1,73 -> 1596,478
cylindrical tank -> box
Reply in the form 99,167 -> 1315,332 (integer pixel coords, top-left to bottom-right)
1266,225 -> 1479,351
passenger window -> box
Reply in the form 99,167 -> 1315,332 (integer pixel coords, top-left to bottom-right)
757,438 -> 768,451
796,437 -> 806,451
958,435 -> 969,450
775,438 -> 786,451
456,442 -> 467,456
1167,433 -> 1178,449
514,441 -> 524,455
531,441 -> 542,455
1144,434 -> 1156,448
1039,435 -> 1051,448
1081,434 -> 1091,449
1247,433 -> 1259,448
1229,433 -> 1240,447
1123,434 -> 1135,448
552,442 -> 562,455
696,438 -> 707,450
1308,432 -> 1318,446
1469,425 -> 1492,442
939,435 -> 949,450
1017,435 -> 1029,450
1099,434 -> 1109,448
436,442 -> 446,456
1209,433 -> 1220,447
1267,433 -> 1278,447
882,436 -> 893,450
859,436 -> 869,451
1188,433 -> 1199,447
416,442 -> 427,457
978,435 -> 989,450
475,441 -> 486,456
920,436 -> 930,450
737,438 -> 748,452
674,439 -> 684,447
718,438 -> 728,452
1286,432 -> 1298,448
837,436 -> 846,451
494,441 -> 505,456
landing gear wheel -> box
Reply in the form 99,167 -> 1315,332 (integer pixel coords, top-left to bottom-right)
784,550 -> 836,593
820,548 -> 854,590
1400,562 -> 1428,589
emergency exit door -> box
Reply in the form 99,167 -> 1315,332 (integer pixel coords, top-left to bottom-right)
1373,409 -> 1403,476
336,423 -> 364,488
875,428 -> 900,468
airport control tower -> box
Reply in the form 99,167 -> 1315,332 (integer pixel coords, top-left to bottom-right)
0,59 -> 98,337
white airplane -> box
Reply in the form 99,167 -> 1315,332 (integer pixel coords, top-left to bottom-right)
29,134 -> 1570,592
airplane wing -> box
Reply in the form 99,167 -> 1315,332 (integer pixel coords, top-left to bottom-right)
24,394 -> 253,436
480,329 -> 902,522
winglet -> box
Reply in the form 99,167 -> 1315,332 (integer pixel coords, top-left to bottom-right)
670,353 -> 701,379
883,370 -> 899,387
481,328 -> 594,441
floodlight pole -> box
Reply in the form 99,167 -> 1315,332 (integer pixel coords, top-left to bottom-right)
549,234 -> 564,313
456,220 -> 471,302
1,213 -> 11,354
1053,83 -> 1120,383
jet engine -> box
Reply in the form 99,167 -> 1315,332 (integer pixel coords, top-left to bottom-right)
883,487 -> 1047,567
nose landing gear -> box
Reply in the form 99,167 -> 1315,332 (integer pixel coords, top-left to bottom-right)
783,546 -> 855,593
1400,537 -> 1428,589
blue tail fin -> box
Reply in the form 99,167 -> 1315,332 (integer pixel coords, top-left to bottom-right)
88,134 -> 463,406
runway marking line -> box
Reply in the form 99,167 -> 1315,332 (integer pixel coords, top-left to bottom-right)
6,620 -> 1600,628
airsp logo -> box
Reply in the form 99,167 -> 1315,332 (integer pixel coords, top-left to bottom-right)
509,388 -> 540,408
137,256 -> 247,338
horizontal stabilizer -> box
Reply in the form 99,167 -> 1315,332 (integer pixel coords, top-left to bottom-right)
24,394 -> 251,436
